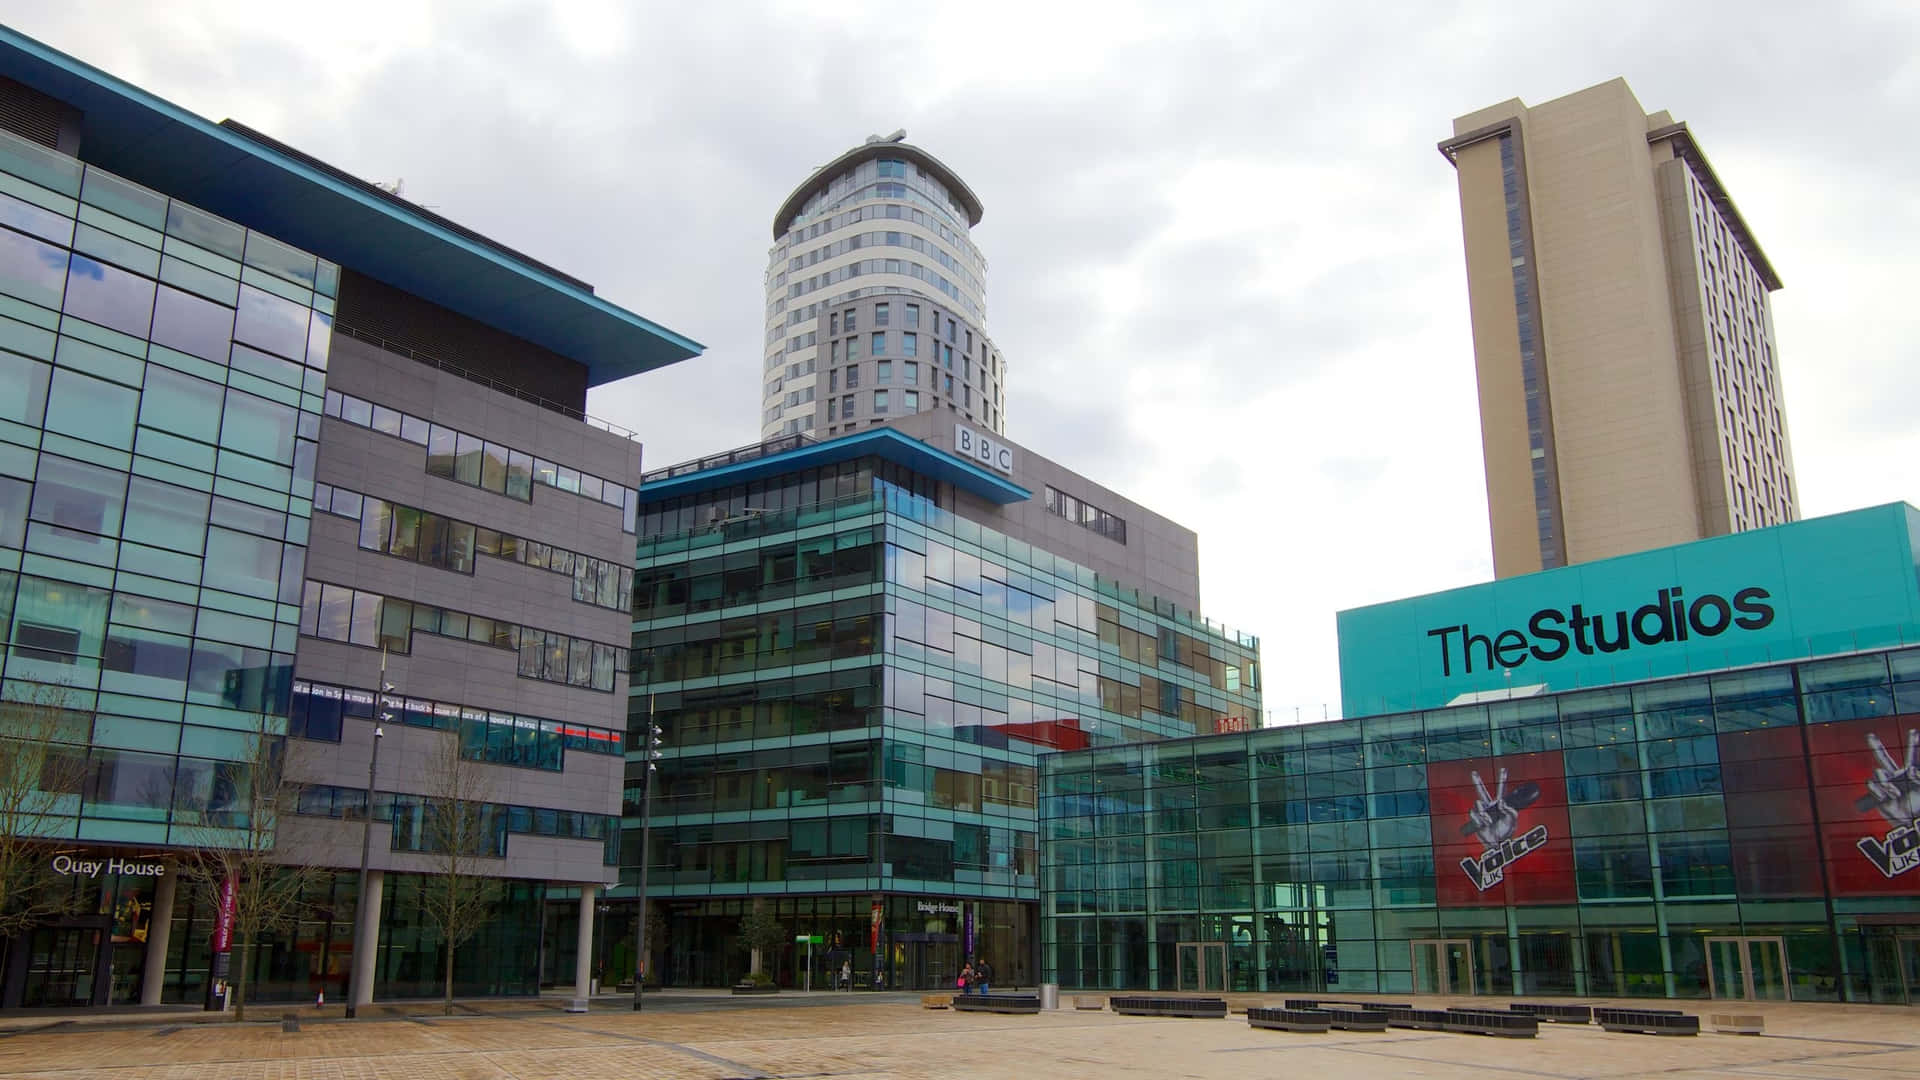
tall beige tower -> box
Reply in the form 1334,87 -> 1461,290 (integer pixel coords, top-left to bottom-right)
1440,78 -> 1798,578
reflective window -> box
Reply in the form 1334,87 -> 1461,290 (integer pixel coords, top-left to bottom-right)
149,284 -> 235,362
44,368 -> 139,451
0,475 -> 27,548
0,351 -> 50,427
29,455 -> 127,538
233,283 -> 310,362
165,201 -> 246,260
122,476 -> 209,555
220,388 -> 297,464
426,423 -> 457,477
139,365 -> 224,443
454,432 -> 483,485
62,254 -> 155,338
0,225 -> 70,309
204,526 -> 283,600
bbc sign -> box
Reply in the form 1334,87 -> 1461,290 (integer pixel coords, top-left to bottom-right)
954,425 -> 1014,475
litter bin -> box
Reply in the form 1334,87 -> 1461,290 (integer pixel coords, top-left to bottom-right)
1039,983 -> 1059,1011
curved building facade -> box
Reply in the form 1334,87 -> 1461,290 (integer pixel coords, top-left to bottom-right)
761,133 -> 1007,441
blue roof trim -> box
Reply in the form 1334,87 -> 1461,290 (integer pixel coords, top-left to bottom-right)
639,429 -> 1031,505
0,27 -> 703,386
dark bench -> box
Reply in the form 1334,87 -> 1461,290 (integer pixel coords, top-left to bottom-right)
1381,1006 -> 1450,1031
1284,998 -> 1411,1011
1595,1007 -> 1699,1036
1510,1002 -> 1592,1024
1442,1008 -> 1538,1038
1322,1007 -> 1388,1032
1247,1007 -> 1331,1033
730,982 -> 778,995
951,994 -> 1041,1015
1109,995 -> 1228,1019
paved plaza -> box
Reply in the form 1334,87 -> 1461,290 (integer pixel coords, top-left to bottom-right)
0,993 -> 1915,1080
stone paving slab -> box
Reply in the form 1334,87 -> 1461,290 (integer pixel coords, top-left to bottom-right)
0,997 -> 1912,1080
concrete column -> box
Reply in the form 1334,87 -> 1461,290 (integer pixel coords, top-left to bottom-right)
138,867 -> 179,1006
351,869 -> 385,1008
568,885 -> 597,1011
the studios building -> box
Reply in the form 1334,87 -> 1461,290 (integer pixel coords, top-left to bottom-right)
1041,503 -> 1920,1005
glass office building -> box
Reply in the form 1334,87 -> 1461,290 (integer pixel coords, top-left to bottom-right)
1040,504 -> 1920,1005
616,425 -> 1262,989
0,30 -> 701,1009
0,127 -> 331,1007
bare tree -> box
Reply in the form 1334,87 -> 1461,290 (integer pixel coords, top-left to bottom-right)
178,728 -> 324,1021
418,729 -> 504,1015
640,900 -> 666,987
739,899 -> 786,983
0,685 -> 90,948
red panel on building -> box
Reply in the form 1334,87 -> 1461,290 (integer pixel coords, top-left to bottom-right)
1428,751 -> 1576,907
1806,715 -> 1920,897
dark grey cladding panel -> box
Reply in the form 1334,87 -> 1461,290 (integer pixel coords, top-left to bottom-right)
310,419 -> 635,569
302,514 -> 628,642
290,637 -> 628,743
335,269 -> 591,415
325,334 -> 644,487
279,818 -> 616,885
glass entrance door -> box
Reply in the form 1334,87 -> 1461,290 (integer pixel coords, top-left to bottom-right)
1706,936 -> 1790,1001
1864,934 -> 1920,1005
1411,939 -> 1475,995
1174,942 -> 1226,992
901,935 -> 960,991
22,927 -> 98,1007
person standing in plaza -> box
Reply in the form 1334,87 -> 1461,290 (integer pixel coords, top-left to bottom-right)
975,956 -> 992,996
959,961 -> 974,995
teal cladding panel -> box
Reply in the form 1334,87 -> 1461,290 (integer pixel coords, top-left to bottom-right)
1337,504 -> 1920,717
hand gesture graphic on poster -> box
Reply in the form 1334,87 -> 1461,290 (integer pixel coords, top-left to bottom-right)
1857,729 -> 1920,827
1465,768 -> 1520,848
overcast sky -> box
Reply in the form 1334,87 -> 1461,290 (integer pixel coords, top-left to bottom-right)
19,1 -> 1918,720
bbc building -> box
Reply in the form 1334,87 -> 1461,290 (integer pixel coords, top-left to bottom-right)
585,410 -> 1263,991
1041,502 -> 1920,1005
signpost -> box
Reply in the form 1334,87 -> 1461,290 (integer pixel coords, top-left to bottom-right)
795,934 -> 823,991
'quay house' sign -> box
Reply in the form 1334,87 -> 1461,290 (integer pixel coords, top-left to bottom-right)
51,855 -> 167,877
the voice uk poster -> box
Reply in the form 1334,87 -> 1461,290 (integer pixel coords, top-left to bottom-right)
1427,751 -> 1577,908
1807,715 -> 1920,897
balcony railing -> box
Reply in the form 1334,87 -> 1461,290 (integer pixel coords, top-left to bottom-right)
641,431 -> 820,484
332,322 -> 642,442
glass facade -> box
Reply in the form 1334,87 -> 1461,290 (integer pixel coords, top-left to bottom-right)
625,475 -> 1260,988
1041,647 -> 1920,1004
0,127 -> 329,848
154,868 -> 544,1005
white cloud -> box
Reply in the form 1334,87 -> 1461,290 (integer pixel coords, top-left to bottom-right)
17,0 -> 1919,718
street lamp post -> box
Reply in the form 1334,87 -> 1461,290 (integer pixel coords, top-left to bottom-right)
633,688 -> 661,1011
345,650 -> 395,1019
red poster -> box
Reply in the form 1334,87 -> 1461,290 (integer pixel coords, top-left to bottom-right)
211,873 -> 237,952
869,901 -> 883,950
1428,751 -> 1576,907
1806,715 -> 1920,897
